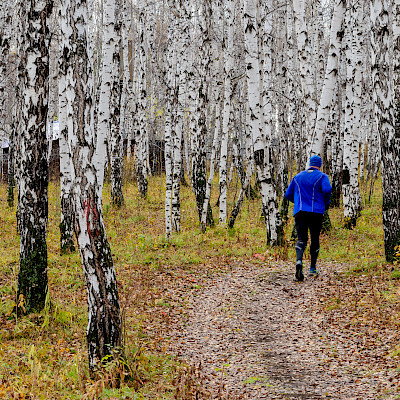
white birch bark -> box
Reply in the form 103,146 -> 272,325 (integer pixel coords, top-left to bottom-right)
342,3 -> 361,228
171,0 -> 192,232
202,101 -> 221,229
0,3 -> 12,141
360,4 -> 372,184
67,0 -> 122,370
371,0 -> 400,260
351,0 -> 363,207
47,11 -> 58,166
261,0 -> 283,237
293,0 -> 316,156
109,0 -> 124,207
164,3 -> 177,238
394,0 -> 400,109
314,3 -> 326,98
285,0 -> 298,175
121,0 -> 134,162
243,89 -> 255,181
192,0 -> 214,231
165,0 -> 190,236
330,85 -> 343,207
243,0 -> 262,157
243,0 -> 283,245
16,0 -> 53,313
96,0 -> 118,200
59,0 -> 76,253
171,96 -> 183,233
309,0 -> 345,157
201,8 -> 222,228
219,0 -> 235,224
274,3 -> 288,198
342,6 -> 355,225
186,6 -> 199,190
0,5 -> 8,112
164,99 -> 173,237
1,1 -> 15,206
136,0 -> 148,197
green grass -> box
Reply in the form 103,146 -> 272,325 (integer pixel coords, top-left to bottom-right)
0,166 -> 394,398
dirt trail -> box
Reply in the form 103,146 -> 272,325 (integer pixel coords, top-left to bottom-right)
169,262 -> 400,399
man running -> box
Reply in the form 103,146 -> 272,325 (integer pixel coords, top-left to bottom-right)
285,155 -> 332,281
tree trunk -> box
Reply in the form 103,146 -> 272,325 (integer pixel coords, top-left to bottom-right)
136,0 -> 148,198
219,0 -> 234,224
293,0 -> 316,157
59,0 -> 76,254
309,0 -> 345,157
342,4 -> 361,229
109,0 -> 124,207
164,106 -> 173,237
192,0 -> 214,231
164,6 -> 175,237
243,0 -> 283,245
68,0 -> 122,370
371,0 -> 400,261
16,0 -> 53,314
7,130 -> 15,208
202,101 -> 220,230
228,175 -> 250,229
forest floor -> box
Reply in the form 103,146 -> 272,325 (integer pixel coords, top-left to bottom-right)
1,171 -> 400,399
165,260 -> 400,399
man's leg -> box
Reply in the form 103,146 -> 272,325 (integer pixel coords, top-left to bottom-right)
309,212 -> 323,272
294,212 -> 308,280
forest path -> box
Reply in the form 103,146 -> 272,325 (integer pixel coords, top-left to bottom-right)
168,261 -> 400,399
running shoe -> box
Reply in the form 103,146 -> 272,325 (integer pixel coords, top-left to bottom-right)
295,262 -> 304,281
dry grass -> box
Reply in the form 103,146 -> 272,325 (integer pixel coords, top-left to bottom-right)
0,166 -> 396,399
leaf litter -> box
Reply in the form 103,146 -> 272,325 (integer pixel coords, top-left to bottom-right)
164,261 -> 400,399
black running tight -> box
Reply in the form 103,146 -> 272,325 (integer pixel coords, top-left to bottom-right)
294,211 -> 323,268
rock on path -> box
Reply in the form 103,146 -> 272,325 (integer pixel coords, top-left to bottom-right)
169,262 -> 400,399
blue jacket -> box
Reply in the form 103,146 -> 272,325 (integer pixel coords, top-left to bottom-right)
285,167 -> 332,216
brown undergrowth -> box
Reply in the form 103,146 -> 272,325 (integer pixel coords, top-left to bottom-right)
0,168 -> 398,398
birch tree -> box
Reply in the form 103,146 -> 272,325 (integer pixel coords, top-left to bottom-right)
342,2 -> 362,228
202,101 -> 221,229
171,0 -> 191,233
109,0 -> 124,207
192,0 -> 214,231
164,89 -> 173,237
293,0 -> 316,165
285,0 -> 301,173
136,0 -> 149,198
120,0 -> 134,163
164,2 -> 178,237
0,2 -> 15,207
0,1 -> 11,130
330,91 -> 344,207
96,0 -> 124,207
16,0 -> 53,313
164,0 -> 189,236
68,0 -> 122,370
201,2 -> 223,229
309,0 -> 345,157
371,0 -> 400,260
243,0 -> 283,245
219,0 -> 235,224
59,0 -> 76,254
